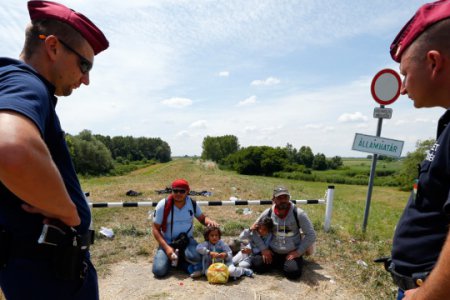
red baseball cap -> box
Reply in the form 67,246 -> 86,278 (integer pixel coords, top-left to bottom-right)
390,0 -> 450,62
172,179 -> 190,192
28,1 -> 109,55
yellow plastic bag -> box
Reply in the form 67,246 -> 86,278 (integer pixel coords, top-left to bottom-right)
206,262 -> 229,284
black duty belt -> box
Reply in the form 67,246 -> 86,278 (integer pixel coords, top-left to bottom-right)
6,225 -> 94,261
375,257 -> 429,291
389,265 -> 428,291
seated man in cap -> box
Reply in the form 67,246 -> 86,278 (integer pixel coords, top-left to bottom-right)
0,1 -> 108,299
387,1 -> 450,299
250,186 -> 316,279
152,179 -> 220,277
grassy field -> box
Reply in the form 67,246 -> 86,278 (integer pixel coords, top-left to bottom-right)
79,157 -> 409,299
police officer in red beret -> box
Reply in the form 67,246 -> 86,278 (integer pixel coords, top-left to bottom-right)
389,1 -> 450,299
0,1 -> 108,299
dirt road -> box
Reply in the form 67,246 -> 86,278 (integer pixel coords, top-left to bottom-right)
98,258 -> 363,300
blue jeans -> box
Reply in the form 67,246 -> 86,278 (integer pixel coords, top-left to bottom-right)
152,237 -> 201,277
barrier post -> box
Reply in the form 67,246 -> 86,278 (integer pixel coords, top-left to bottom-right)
324,185 -> 334,232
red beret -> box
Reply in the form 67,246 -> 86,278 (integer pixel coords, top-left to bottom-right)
28,1 -> 109,55
171,179 -> 190,191
391,0 -> 450,62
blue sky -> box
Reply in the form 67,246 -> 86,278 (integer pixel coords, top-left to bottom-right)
1,0 -> 442,157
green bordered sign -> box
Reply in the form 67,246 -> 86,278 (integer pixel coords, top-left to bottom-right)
352,133 -> 404,158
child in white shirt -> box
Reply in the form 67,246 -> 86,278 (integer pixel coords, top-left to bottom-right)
229,217 -> 274,278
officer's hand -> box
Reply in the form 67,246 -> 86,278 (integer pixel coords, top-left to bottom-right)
21,203 -> 80,227
262,249 -> 272,264
403,287 -> 419,299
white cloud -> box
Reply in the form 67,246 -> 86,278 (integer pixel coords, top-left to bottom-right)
175,130 -> 190,138
395,118 -> 437,126
304,124 -> 334,132
237,95 -> 257,107
305,124 -> 323,130
251,76 -> 281,86
415,118 -> 435,124
244,126 -> 257,133
161,97 -> 193,108
190,120 -> 208,129
338,112 -> 368,123
218,71 -> 229,77
356,123 -> 369,129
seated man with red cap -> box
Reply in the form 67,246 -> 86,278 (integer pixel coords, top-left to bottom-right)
0,1 -> 108,299
152,179 -> 220,277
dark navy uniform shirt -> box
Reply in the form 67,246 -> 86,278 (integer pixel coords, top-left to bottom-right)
392,109 -> 450,276
0,58 -> 91,240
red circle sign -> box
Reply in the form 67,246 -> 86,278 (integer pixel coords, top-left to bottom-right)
370,69 -> 401,105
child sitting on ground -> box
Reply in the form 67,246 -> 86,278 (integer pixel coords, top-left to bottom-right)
229,217 -> 274,278
193,226 -> 234,278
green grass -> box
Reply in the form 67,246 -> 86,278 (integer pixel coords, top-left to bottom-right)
83,158 -> 408,299
276,157 -> 404,188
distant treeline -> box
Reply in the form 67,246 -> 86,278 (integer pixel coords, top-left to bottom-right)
201,135 -> 343,176
66,130 -> 171,176
201,134 -> 436,191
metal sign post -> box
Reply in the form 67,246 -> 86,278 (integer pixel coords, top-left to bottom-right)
361,69 -> 401,232
362,108 -> 383,232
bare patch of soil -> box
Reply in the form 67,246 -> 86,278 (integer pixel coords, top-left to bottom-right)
98,258 -> 363,300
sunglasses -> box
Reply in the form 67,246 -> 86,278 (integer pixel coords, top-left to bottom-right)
39,34 -> 93,74
172,189 -> 186,194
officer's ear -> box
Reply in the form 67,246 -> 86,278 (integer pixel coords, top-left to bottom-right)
427,50 -> 444,78
40,35 -> 59,62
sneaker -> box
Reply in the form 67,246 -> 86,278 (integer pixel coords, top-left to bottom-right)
243,269 -> 254,277
190,271 -> 202,278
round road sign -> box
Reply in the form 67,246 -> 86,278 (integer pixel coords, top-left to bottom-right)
370,69 -> 401,105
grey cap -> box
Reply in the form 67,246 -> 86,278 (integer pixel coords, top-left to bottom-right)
273,186 -> 290,198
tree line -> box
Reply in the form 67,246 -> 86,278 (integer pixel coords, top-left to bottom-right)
201,134 -> 435,190
201,135 -> 343,176
66,130 -> 171,176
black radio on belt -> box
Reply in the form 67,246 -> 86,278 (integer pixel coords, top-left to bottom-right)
37,222 -> 90,280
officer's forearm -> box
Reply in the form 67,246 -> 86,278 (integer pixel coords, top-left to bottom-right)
408,231 -> 450,299
0,112 -> 79,225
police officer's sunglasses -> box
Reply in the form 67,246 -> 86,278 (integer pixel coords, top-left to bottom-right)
38,34 -> 93,74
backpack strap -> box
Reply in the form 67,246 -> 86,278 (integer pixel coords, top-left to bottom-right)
161,196 -> 197,236
192,199 -> 197,215
293,206 -> 300,229
268,205 -> 300,228
161,196 -> 173,233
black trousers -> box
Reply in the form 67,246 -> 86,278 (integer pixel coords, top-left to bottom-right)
251,252 -> 303,279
